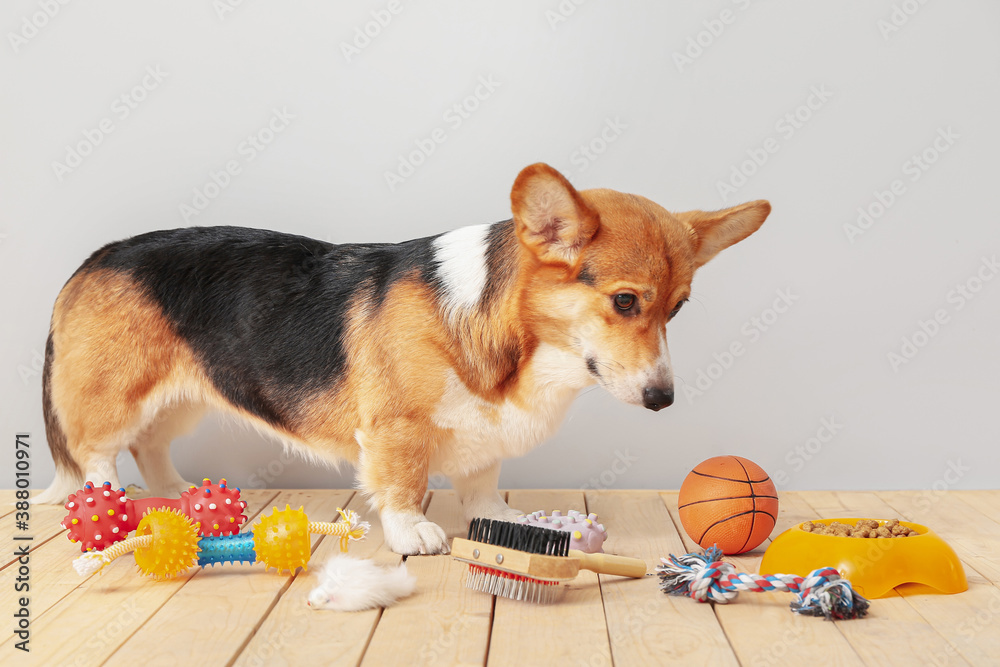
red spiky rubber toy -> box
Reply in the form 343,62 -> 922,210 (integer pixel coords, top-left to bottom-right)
61,479 -> 248,552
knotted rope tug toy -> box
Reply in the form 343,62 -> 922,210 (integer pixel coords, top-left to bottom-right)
72,505 -> 369,579
657,547 -> 870,620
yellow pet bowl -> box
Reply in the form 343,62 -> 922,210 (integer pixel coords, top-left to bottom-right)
760,518 -> 967,599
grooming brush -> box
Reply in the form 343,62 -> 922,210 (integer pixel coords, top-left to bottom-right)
453,518 -> 647,603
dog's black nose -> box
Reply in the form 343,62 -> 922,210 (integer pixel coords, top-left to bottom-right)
643,387 -> 674,411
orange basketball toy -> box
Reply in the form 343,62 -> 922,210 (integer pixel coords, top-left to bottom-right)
678,456 -> 778,555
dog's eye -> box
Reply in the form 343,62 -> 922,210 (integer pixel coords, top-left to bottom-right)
613,293 -> 636,312
669,299 -> 688,319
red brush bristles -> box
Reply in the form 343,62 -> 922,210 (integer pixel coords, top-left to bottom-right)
464,563 -> 562,604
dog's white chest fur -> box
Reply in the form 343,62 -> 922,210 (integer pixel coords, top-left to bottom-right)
431,343 -> 591,475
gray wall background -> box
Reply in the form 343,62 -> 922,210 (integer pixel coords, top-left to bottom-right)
3,1 -> 998,493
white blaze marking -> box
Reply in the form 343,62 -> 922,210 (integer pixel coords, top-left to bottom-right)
433,223 -> 491,312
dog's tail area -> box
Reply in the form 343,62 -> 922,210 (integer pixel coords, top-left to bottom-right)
33,330 -> 84,504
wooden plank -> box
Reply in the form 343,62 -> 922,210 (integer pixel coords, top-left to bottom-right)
487,490 -> 611,666
586,490 -> 738,666
0,501 -> 70,570
878,491 -> 1000,585
804,491 -> 1000,664
798,491 -> 972,666
0,490 -> 16,518
234,491 -> 402,667
0,524 -> 100,646
952,490 -> 1000,527
0,488 -> 282,638
873,491 -> 1000,664
662,491 -> 864,666
0,489 -> 97,628
361,491 -> 492,666
12,489 -> 1000,667
0,490 -> 279,666
103,490 -> 354,666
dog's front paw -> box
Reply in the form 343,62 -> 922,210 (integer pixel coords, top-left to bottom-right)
381,510 -> 451,555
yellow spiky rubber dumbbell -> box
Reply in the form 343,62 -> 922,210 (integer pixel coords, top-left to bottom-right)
72,505 -> 370,579
254,505 -> 311,573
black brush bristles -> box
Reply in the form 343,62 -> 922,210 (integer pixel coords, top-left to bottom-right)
463,518 -> 572,604
467,518 -> 571,556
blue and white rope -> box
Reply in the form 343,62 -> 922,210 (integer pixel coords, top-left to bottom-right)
656,547 -> 870,620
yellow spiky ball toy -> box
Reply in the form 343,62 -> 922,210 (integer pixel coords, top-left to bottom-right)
73,505 -> 369,579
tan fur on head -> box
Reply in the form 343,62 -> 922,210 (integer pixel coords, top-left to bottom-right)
508,167 -> 771,409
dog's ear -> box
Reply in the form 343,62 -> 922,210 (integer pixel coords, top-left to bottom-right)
511,163 -> 599,266
676,200 -> 771,268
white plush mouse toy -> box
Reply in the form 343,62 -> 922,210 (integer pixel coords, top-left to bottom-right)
307,556 -> 416,612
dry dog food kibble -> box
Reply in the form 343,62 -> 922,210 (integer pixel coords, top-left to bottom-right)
800,519 -> 918,538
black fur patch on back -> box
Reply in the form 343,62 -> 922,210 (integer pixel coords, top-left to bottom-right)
91,226 -> 443,428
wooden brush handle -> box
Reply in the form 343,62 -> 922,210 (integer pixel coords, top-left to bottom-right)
569,550 -> 646,578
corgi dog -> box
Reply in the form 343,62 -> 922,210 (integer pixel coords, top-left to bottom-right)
37,163 -> 770,555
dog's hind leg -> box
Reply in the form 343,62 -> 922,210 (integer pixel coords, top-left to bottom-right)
43,268 -> 207,501
129,404 -> 205,498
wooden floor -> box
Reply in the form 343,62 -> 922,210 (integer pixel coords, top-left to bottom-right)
3,489 -> 999,666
